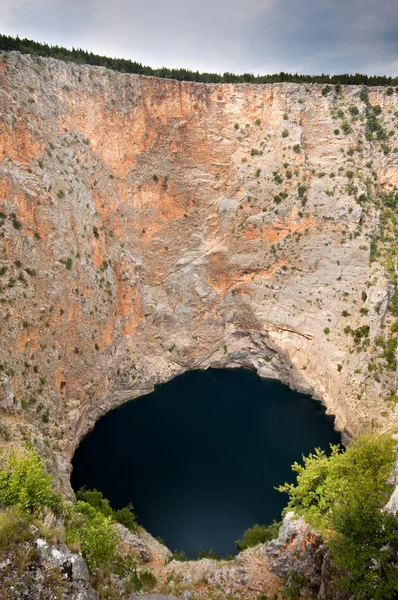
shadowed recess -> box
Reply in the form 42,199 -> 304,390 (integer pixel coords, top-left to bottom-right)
71,369 -> 341,558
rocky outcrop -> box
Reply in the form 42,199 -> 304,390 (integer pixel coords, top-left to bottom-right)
0,531 -> 98,599
0,52 -> 397,491
114,523 -> 172,566
35,537 -> 98,599
264,513 -> 350,599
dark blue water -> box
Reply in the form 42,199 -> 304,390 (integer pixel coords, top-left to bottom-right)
71,369 -> 340,558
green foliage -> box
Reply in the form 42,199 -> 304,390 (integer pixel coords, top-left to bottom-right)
65,501 -> 118,572
0,447 -> 61,514
197,547 -> 220,560
350,325 -> 370,345
114,504 -> 137,531
380,190 -> 398,208
391,320 -> 398,333
0,508 -> 32,557
341,120 -> 353,134
168,549 -> 188,562
366,109 -> 386,141
235,521 -> 280,551
93,226 -> 99,239
57,189 -> 64,200
138,569 -> 157,590
282,571 -> 305,600
60,257 -> 73,270
76,488 -> 113,517
382,337 -> 398,370
292,144 -> 301,154
3,34 -> 398,86
360,90 -> 369,103
278,434 -> 398,600
281,128 -> 289,138
297,185 -> 306,198
321,85 -> 331,96
76,488 -> 137,531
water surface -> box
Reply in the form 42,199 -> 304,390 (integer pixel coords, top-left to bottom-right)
71,369 -> 340,557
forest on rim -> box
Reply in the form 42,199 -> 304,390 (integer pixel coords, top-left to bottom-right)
1,33 -> 398,87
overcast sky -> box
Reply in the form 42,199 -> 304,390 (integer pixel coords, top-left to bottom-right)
2,0 -> 398,76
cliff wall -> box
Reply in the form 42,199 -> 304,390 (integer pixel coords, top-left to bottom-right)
0,52 -> 397,486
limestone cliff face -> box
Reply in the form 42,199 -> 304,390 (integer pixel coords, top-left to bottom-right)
0,52 -> 397,484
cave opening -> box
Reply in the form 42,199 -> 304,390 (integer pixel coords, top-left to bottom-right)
71,368 -> 341,558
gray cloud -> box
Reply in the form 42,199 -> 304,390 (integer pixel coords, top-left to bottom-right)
2,0 -> 398,75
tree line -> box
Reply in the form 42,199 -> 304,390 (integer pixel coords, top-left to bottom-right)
1,33 -> 398,87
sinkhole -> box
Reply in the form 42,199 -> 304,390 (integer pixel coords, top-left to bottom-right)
71,368 -> 341,558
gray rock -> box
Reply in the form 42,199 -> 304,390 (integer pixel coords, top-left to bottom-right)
113,523 -> 152,563
264,513 -> 351,600
36,538 -> 98,599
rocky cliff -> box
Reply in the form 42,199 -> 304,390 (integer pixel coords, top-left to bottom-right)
0,51 -> 398,490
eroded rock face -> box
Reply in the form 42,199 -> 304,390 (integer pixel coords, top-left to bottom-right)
0,52 -> 397,486
264,513 -> 351,600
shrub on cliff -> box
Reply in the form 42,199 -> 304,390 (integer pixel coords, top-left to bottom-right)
235,520 -> 280,551
0,446 -> 61,514
76,487 -> 114,517
65,500 -> 119,572
76,487 -> 138,531
278,434 -> 398,599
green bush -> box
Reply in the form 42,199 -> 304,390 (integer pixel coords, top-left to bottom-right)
76,488 -> 137,531
114,504 -> 137,531
297,185 -> 306,198
76,488 -> 113,517
391,320 -> 398,333
278,434 -> 398,600
235,521 -> 280,551
65,501 -> 118,572
0,447 -> 61,514
360,90 -> 369,103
